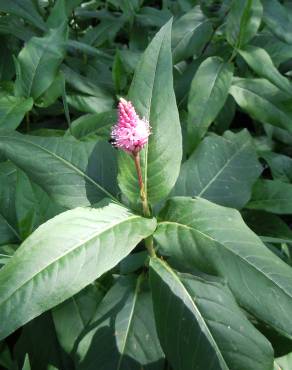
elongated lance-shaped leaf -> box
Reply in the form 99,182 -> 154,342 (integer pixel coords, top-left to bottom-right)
154,197 -> 292,339
118,19 -> 182,206
0,130 -> 118,209
226,0 -> 263,48
0,202 -> 157,340
230,78 -> 292,133
77,274 -> 164,370
14,23 -> 68,100
0,96 -> 33,130
173,130 -> 262,209
187,57 -> 234,151
238,45 -> 292,96
150,258 -> 273,370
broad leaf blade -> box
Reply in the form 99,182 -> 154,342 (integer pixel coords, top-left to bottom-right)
118,19 -> 182,206
0,130 -> 118,209
230,78 -> 292,133
77,274 -> 164,370
238,45 -> 292,95
14,23 -> 68,100
150,258 -> 273,370
187,57 -> 234,150
0,96 -> 33,130
173,130 -> 262,209
226,0 -> 263,48
247,180 -> 292,214
154,197 -> 292,339
0,202 -> 156,340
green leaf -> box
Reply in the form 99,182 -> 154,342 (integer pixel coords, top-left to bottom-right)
262,0 -> 292,45
0,202 -> 156,340
0,0 -> 47,31
150,257 -> 273,370
0,162 -> 20,244
238,45 -> 292,95
226,0 -> 263,48
275,352 -> 292,370
118,19 -> 183,206
15,169 -> 65,239
229,78 -> 292,133
260,151 -> 292,183
154,197 -> 292,339
52,284 -> 104,355
77,274 -> 164,370
14,23 -> 68,100
47,0 -> 83,28
173,131 -> 262,209
22,355 -> 31,370
187,57 -> 234,150
0,130 -> 118,209
0,95 -> 33,130
247,180 -> 292,214
172,6 -> 213,63
69,110 -> 116,140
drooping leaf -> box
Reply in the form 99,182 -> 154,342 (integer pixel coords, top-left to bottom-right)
14,23 -> 68,100
77,274 -> 164,370
118,20 -> 182,206
0,95 -> 33,130
154,197 -> 292,339
52,284 -> 104,355
0,202 -> 156,340
150,257 -> 273,370
226,0 -> 263,48
172,6 -> 213,63
229,78 -> 292,133
173,130 -> 262,209
262,0 -> 292,45
238,45 -> 292,95
187,56 -> 234,150
0,0 -> 47,31
247,180 -> 292,214
260,151 -> 292,183
0,130 -> 118,209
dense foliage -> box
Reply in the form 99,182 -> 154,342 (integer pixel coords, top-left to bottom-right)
1,0 -> 292,369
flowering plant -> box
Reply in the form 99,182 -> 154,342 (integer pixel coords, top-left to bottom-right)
0,1 -> 292,370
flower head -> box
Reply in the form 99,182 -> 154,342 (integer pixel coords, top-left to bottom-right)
111,98 -> 150,154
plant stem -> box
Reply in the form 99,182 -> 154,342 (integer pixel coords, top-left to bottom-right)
133,152 -> 156,257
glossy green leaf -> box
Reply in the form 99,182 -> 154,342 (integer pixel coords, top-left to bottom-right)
0,0 -> 47,31
118,19 -> 183,206
262,0 -> 292,44
69,110 -> 116,140
77,274 -> 164,370
52,284 -> 104,354
226,0 -> 263,48
0,95 -> 33,130
239,45 -> 292,95
0,202 -> 156,340
173,130 -> 261,209
15,169 -> 65,239
187,57 -> 234,150
230,78 -> 292,133
261,151 -> 292,183
154,197 -> 292,339
14,23 -> 68,100
0,130 -> 118,209
150,257 -> 273,370
248,180 -> 292,214
172,6 -> 213,63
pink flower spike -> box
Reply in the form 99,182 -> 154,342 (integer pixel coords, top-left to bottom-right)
111,98 -> 151,154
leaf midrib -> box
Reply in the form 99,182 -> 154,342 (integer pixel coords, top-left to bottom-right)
0,135 -> 118,202
0,214 -> 139,308
197,139 -> 249,196
154,259 -> 229,370
157,220 -> 292,299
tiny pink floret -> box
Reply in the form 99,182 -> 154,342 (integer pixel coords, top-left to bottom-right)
111,98 -> 151,154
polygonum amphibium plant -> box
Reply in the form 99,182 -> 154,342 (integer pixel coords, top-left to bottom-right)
0,1 -> 292,370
